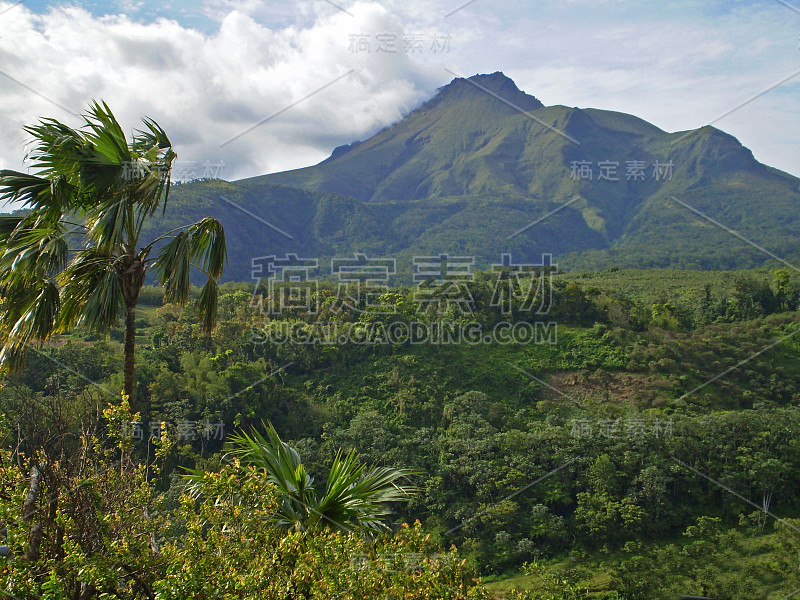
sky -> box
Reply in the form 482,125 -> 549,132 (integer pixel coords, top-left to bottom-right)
0,0 -> 798,207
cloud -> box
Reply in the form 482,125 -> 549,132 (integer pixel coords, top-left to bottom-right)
0,1 -> 443,190
0,0 -> 797,210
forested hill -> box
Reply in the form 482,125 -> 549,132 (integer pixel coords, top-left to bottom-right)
154,71 -> 800,280
5,267 -> 800,597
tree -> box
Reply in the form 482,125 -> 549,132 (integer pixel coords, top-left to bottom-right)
509,561 -> 587,600
731,275 -> 777,319
0,101 -> 227,403
160,466 -> 490,600
186,423 -> 419,533
1,399 -> 488,600
773,269 -> 798,311
0,393 -> 167,600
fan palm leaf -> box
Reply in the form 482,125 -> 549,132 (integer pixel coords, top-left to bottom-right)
0,101 -> 226,401
216,423 -> 418,533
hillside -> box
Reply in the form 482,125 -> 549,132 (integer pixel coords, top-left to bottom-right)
155,71 -> 800,280
5,266 -> 800,597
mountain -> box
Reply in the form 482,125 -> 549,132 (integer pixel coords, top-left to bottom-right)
158,72 -> 800,281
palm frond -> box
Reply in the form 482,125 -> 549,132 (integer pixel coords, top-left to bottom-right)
151,231 -> 191,305
131,114 -> 175,218
0,214 -> 69,365
10,281 -> 61,340
188,217 -> 226,330
187,218 -> 226,276
0,281 -> 61,369
0,171 -> 76,219
0,224 -> 67,286
225,425 -> 317,530
81,100 -> 131,168
133,116 -> 173,154
225,423 -> 418,533
85,196 -> 128,254
180,465 -> 212,500
313,450 -> 419,532
0,213 -> 25,236
22,119 -> 87,185
196,277 -> 219,332
57,249 -> 124,333
226,426 -> 314,495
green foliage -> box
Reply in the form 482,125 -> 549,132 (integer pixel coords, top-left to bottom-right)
0,399 -> 487,599
160,465 -> 489,599
2,266 -> 800,594
610,516 -> 800,599
509,562 -> 587,600
185,423 -> 419,533
0,101 -> 226,403
0,394 -> 165,599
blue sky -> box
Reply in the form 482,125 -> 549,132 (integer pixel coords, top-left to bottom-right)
0,0 -> 798,195
16,0 -> 791,27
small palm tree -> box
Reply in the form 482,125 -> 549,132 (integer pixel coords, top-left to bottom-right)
0,101 -> 226,402
187,424 -> 418,533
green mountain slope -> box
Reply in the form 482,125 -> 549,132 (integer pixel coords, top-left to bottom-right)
160,71 -> 800,279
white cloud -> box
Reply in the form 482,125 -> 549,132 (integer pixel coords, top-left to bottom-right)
0,1 -> 442,187
0,0 -> 797,207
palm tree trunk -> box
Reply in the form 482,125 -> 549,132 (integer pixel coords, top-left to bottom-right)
124,302 -> 136,402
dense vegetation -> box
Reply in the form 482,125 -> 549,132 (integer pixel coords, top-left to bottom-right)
4,84 -> 800,600
3,266 -> 800,598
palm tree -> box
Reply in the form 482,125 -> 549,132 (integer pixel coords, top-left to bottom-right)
0,101 -> 226,403
186,424 -> 419,533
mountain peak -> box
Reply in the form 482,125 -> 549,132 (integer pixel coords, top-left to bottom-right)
435,71 -> 544,111
240,68 -> 799,272
467,70 -> 517,87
